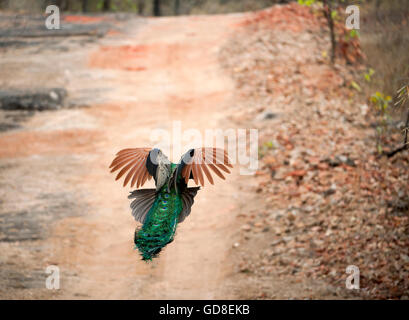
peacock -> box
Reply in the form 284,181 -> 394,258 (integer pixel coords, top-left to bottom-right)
109,147 -> 232,261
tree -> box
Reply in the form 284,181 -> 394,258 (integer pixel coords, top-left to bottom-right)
82,0 -> 88,12
298,0 -> 338,64
174,0 -> 180,15
153,0 -> 160,16
322,0 -> 336,64
0,0 -> 7,9
41,0 -> 68,11
137,0 -> 145,15
103,0 -> 111,11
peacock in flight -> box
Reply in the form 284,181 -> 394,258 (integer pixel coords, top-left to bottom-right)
109,147 -> 232,261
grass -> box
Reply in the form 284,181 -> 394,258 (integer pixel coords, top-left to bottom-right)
357,0 -> 409,153
360,0 -> 409,101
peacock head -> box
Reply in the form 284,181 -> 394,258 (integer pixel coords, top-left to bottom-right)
149,148 -> 170,166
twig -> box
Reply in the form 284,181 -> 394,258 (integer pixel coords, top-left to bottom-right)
385,110 -> 409,158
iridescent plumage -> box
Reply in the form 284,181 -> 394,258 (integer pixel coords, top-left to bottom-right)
109,147 -> 232,261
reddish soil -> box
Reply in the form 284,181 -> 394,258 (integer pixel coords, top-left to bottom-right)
236,2 -> 321,32
0,13 -> 249,299
64,15 -> 108,24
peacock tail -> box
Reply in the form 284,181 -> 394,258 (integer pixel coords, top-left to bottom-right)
134,179 -> 183,261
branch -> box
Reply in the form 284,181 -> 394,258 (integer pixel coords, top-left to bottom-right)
385,110 -> 409,158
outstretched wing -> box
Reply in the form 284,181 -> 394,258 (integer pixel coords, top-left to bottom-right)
179,187 -> 200,223
109,148 -> 159,188
179,147 -> 233,186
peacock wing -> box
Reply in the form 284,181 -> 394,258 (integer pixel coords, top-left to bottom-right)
109,148 -> 161,188
128,188 -> 157,223
179,147 -> 233,187
178,187 -> 200,223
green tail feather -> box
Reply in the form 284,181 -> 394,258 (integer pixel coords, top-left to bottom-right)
134,184 -> 183,261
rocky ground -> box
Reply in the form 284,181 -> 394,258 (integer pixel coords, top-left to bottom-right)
220,3 -> 409,299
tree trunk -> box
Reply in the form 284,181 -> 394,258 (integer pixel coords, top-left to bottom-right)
103,0 -> 111,11
137,0 -> 145,15
375,0 -> 382,23
153,0 -> 160,16
174,0 -> 180,15
82,0 -> 88,12
57,0 -> 69,11
323,0 -> 336,64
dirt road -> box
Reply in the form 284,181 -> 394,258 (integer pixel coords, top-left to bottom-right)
0,14 -> 250,299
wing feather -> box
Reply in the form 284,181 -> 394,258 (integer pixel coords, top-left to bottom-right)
192,163 -> 199,185
183,164 -> 192,184
139,169 -> 149,189
116,148 -> 140,156
130,161 -> 145,187
134,163 -> 144,188
109,148 -> 152,188
194,151 -> 205,186
124,159 -> 143,187
208,163 -> 226,180
201,163 -> 214,185
115,158 -> 139,181
109,153 -> 140,170
215,163 -> 231,174
180,147 -> 232,186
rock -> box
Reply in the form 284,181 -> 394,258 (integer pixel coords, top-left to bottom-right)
255,110 -> 277,121
336,155 -> 356,167
400,254 -> 409,263
271,239 -> 283,246
323,155 -> 356,167
360,104 -> 368,116
0,88 -> 68,111
287,169 -> 307,177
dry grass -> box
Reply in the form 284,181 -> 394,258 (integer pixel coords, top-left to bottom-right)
361,0 -> 409,99
358,0 -> 409,153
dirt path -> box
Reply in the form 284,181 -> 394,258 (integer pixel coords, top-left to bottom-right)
0,14 -> 249,299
